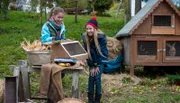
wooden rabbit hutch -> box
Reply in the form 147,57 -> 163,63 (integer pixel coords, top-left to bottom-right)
115,0 -> 180,76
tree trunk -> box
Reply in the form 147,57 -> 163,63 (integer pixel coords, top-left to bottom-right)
124,0 -> 131,24
44,0 -> 47,21
4,10 -> 8,20
74,0 -> 78,23
0,0 -> 2,9
115,0 -> 123,18
135,0 -> 141,14
92,0 -> 97,12
40,0 -> 43,25
1,0 -> 10,20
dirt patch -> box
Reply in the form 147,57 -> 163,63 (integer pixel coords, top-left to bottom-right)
0,79 -> 4,102
102,73 -> 141,93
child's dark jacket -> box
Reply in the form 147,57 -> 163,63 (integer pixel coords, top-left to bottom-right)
81,34 -> 108,68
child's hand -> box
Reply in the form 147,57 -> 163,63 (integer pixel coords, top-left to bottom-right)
90,69 -> 95,77
90,67 -> 100,77
94,67 -> 100,75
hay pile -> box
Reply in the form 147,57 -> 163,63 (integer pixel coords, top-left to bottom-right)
102,74 -> 141,93
106,36 -> 123,60
0,79 -> 4,102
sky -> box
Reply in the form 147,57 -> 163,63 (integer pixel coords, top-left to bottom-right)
171,0 -> 180,6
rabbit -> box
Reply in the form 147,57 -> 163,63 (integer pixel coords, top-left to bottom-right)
166,42 -> 176,56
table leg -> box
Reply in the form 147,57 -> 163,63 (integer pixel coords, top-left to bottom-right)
19,60 -> 31,101
71,71 -> 80,98
21,68 -> 31,100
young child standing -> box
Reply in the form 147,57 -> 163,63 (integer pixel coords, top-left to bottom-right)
41,7 -> 66,43
81,17 -> 108,103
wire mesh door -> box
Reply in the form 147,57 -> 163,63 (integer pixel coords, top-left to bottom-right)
165,40 -> 180,61
136,40 -> 158,61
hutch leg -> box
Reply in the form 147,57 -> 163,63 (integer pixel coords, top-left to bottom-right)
71,71 -> 80,98
130,65 -> 134,76
121,65 -> 126,73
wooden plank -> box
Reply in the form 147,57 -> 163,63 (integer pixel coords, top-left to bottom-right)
21,67 -> 31,100
28,67 -> 41,72
9,65 -> 25,102
175,14 -> 180,34
19,60 -> 31,101
9,65 -> 16,72
4,77 -> 18,103
16,60 -> 83,100
18,72 -> 25,102
18,60 -> 28,67
13,66 -> 20,77
151,27 -> 175,34
71,71 -> 80,98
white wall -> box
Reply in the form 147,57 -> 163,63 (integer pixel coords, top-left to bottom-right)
131,0 -> 146,17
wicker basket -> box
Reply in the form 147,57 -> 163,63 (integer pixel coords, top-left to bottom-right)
57,98 -> 85,103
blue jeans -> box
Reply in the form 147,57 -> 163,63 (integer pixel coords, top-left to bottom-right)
88,64 -> 103,95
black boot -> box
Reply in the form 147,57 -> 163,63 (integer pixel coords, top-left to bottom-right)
88,92 -> 94,103
95,93 -> 101,103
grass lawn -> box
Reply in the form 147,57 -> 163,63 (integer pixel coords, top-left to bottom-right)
0,11 -> 180,103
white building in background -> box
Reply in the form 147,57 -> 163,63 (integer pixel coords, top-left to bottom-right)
130,0 -> 147,17
13,0 -> 56,12
36,2 -> 57,13
15,0 -> 31,11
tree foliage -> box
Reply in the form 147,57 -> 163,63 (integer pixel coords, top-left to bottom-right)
30,0 -> 39,12
56,0 -> 87,10
94,0 -> 113,15
176,6 -> 180,11
0,0 -> 10,20
123,0 -> 131,23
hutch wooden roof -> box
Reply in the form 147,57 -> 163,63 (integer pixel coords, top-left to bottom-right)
115,0 -> 180,37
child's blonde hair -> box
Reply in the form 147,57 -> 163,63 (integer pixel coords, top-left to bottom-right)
85,29 -> 106,59
48,7 -> 65,20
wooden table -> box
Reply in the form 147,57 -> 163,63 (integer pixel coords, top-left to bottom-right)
10,60 -> 84,102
